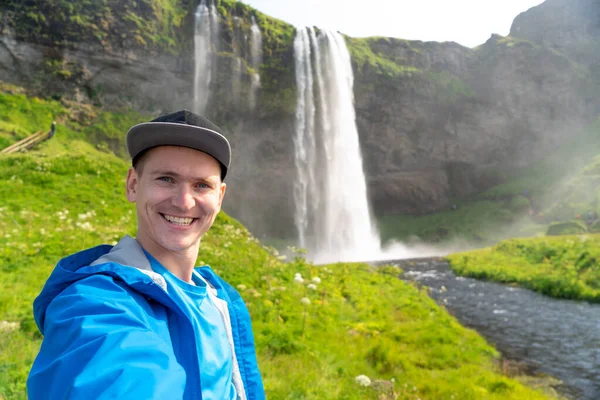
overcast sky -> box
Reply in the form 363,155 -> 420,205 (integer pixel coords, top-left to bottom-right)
240,0 -> 546,48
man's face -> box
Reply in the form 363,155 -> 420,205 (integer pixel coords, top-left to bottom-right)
126,146 -> 226,255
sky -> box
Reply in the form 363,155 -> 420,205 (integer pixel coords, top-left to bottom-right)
241,0 -> 546,48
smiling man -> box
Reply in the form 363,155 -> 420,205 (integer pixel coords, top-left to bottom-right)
27,110 -> 265,400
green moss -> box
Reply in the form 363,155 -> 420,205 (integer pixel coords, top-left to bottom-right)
3,0 -> 191,54
346,37 -> 422,78
427,70 -> 476,102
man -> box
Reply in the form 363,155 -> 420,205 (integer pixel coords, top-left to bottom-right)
27,110 -> 265,399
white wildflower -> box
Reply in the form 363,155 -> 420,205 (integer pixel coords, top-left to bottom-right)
40,228 -> 46,235
294,273 -> 304,284
76,222 -> 93,231
237,284 -> 247,291
78,210 -> 96,220
307,284 -> 317,290
355,375 -> 371,387
300,297 -> 311,305
0,321 -> 19,332
312,277 -> 321,284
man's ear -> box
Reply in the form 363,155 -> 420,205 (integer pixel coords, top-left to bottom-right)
126,167 -> 138,203
218,182 -> 227,208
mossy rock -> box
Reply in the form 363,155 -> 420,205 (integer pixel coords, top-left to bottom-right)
546,220 -> 588,236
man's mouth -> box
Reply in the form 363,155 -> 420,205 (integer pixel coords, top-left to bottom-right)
161,213 -> 196,226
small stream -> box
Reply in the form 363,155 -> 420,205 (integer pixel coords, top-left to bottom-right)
387,258 -> 600,400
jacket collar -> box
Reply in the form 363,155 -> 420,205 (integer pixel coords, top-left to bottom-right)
90,235 -> 167,291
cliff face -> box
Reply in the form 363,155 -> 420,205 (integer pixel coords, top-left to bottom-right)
352,33 -> 596,214
510,0 -> 600,62
0,0 -> 598,239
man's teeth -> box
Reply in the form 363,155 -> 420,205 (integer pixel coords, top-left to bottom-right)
163,215 -> 194,225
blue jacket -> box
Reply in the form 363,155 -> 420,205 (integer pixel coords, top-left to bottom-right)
28,236 -> 265,400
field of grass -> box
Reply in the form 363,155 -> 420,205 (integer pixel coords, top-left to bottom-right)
0,89 -> 558,399
447,234 -> 600,302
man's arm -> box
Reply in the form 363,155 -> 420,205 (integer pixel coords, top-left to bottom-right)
28,274 -> 186,400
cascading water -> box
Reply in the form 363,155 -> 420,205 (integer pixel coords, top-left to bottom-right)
193,0 -> 219,114
231,57 -> 242,106
293,27 -> 317,250
230,16 -> 243,104
293,27 -> 381,264
249,16 -> 263,110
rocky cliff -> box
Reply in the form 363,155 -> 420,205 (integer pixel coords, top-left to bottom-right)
0,0 -> 598,239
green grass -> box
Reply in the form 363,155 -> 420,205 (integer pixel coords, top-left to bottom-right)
447,234 -> 600,302
0,89 -> 558,399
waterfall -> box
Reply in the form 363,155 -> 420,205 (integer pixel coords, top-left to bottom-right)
231,57 -> 242,106
249,16 -> 263,110
293,28 -> 381,264
231,16 -> 243,105
293,27 -> 317,250
193,0 -> 219,114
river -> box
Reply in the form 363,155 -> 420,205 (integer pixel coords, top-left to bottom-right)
387,258 -> 600,400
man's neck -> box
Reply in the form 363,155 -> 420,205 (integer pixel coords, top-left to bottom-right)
135,236 -> 199,283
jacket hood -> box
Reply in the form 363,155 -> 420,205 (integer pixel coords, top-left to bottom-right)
33,235 -> 167,334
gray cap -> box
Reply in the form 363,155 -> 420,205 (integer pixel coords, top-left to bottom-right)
126,110 -> 231,179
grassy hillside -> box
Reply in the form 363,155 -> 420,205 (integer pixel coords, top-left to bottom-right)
447,234 -> 600,302
0,89 -> 557,399
379,117 -> 600,246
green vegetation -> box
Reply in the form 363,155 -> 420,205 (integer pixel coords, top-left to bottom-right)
0,83 -> 146,157
226,0 -> 297,116
346,37 -> 422,79
447,234 -> 600,302
3,0 -> 191,54
427,70 -> 476,103
0,89 -> 557,399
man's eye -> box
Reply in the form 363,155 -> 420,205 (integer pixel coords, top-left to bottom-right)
158,176 -> 173,183
196,183 -> 209,189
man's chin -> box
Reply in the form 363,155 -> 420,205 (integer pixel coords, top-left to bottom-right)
158,237 -> 200,253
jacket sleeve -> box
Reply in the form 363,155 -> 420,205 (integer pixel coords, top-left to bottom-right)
27,274 -> 186,400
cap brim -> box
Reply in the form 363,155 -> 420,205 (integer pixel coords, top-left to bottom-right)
126,122 -> 231,171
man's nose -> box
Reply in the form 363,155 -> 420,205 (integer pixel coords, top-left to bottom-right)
172,185 -> 195,210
